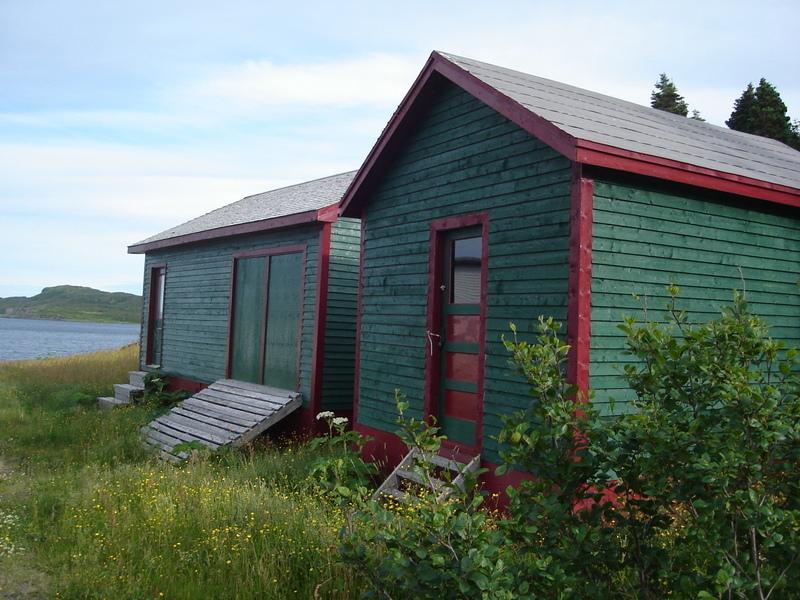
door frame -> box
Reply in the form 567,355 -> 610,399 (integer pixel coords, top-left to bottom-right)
224,244 -> 307,385
424,213 -> 489,456
145,264 -> 166,366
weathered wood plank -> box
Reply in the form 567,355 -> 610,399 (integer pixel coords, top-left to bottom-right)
155,415 -> 231,446
193,390 -> 276,416
174,406 -> 251,432
164,410 -> 245,438
150,419 -> 222,448
180,398 -> 261,426
204,384 -> 288,407
215,379 -> 300,399
234,395 -> 303,446
170,406 -> 248,435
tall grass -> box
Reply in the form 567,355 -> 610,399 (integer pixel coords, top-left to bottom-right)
0,345 -> 364,599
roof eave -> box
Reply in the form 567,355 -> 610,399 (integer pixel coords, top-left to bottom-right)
576,140 -> 800,208
128,207 -> 330,254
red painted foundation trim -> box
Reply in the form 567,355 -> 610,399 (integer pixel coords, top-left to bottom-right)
309,222 -> 332,430
566,166 -> 593,395
164,375 -> 207,394
352,217 -> 366,423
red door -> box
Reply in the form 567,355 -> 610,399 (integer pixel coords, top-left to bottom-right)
427,216 -> 487,453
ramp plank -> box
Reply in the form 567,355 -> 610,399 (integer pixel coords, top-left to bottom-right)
142,379 -> 302,462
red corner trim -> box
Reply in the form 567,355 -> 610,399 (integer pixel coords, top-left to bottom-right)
566,165 -> 593,396
309,223 -> 332,425
128,210 -> 321,254
316,203 -> 340,223
352,217 -> 366,424
576,140 -> 800,209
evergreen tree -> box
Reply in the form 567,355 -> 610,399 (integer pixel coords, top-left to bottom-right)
651,73 -> 689,116
726,83 -> 756,131
727,79 -> 798,149
690,109 -> 705,121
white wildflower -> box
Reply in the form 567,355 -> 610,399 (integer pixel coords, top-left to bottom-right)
332,417 -> 349,426
315,411 -> 335,421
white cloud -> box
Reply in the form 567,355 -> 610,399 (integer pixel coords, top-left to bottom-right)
180,53 -> 420,111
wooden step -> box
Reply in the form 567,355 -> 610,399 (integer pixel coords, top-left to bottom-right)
372,448 -> 481,503
98,396 -> 130,410
141,379 -> 302,462
128,371 -> 148,388
114,383 -> 144,404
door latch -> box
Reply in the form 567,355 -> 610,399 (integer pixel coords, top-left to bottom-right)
426,330 -> 441,356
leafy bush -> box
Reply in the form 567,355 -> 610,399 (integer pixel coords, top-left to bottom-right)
307,412 -> 377,503
339,290 -> 800,599
339,394 -> 515,599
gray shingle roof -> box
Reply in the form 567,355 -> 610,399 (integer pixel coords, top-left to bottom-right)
130,170 -> 356,250
440,52 -> 800,190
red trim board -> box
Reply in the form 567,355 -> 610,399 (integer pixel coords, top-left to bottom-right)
128,210 -> 321,254
566,167 -> 593,395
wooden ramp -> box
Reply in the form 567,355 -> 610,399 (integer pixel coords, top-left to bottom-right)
141,379 -> 302,462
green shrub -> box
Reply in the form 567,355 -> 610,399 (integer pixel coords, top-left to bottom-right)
339,290 -> 800,599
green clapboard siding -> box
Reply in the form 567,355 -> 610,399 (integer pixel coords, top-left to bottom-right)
321,217 -> 361,411
591,179 -> 800,414
231,256 -> 267,383
263,252 -> 303,390
140,225 -> 321,408
357,81 -> 573,463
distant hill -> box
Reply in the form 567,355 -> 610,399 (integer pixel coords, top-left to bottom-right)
0,286 -> 141,323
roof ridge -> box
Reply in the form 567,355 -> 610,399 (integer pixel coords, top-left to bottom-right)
435,51 -> 794,152
240,169 -> 359,200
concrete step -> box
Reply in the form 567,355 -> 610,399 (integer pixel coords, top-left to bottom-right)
114,383 -> 144,404
98,396 -> 130,410
129,370 -> 149,388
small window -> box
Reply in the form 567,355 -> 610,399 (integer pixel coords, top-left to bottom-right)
451,236 -> 482,304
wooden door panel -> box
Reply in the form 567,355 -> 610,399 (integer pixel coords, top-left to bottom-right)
443,389 -> 479,421
447,314 -> 480,344
230,257 -> 266,383
262,252 -> 302,390
438,228 -> 484,447
444,352 -> 479,381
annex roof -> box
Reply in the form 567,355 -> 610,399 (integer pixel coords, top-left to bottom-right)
129,170 -> 357,254
341,51 -> 800,216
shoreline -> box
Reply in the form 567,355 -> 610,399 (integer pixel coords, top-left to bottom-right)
0,315 -> 140,326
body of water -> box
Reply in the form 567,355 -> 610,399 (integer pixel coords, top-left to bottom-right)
0,317 -> 140,362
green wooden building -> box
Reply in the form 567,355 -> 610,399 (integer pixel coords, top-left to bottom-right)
339,52 -> 800,488
128,172 -> 360,428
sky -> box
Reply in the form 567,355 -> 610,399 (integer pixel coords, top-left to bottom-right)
1,0 -> 798,298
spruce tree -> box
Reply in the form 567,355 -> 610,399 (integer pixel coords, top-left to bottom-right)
651,73 -> 689,116
727,79 -> 798,148
726,83 -> 756,131
690,109 -> 705,121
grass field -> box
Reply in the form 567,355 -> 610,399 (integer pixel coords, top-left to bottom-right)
0,346 -> 362,599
